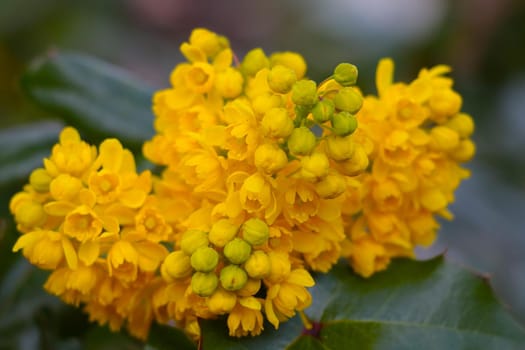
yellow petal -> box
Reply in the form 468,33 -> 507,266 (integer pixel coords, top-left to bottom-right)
239,296 -> 261,310
12,231 -> 43,252
59,127 -> 81,143
213,48 -> 233,70
78,241 -> 100,265
62,237 -> 78,269
264,298 -> 280,329
99,139 -> 123,172
44,201 -> 75,216
180,42 -> 206,62
376,58 -> 394,97
119,189 -> 147,208
288,269 -> 315,287
135,241 -> 168,271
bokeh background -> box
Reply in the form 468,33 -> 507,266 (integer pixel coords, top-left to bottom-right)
1,0 -> 524,348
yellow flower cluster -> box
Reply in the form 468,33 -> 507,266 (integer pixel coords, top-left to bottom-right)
340,58 -> 475,277
143,28 -> 368,337
10,127 -> 170,338
10,28 -> 474,341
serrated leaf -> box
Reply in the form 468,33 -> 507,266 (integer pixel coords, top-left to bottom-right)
21,51 -> 155,151
201,257 -> 525,350
0,121 -> 63,187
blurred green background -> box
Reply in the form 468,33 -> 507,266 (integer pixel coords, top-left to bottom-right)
1,0 -> 525,348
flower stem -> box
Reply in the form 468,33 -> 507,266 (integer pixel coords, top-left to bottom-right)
298,310 -> 313,330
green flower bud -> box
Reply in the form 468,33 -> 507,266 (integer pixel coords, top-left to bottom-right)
242,218 -> 270,246
191,246 -> 219,272
332,111 -> 358,136
191,272 -> 219,297
220,265 -> 248,291
209,219 -> 238,247
267,65 -> 297,94
325,135 -> 355,161
29,168 -> 52,193
244,251 -> 271,279
312,99 -> 335,123
291,80 -> 318,106
180,229 -> 209,255
333,63 -> 358,86
224,238 -> 252,264
287,126 -> 317,156
241,48 -> 269,76
162,251 -> 192,280
334,87 -> 363,114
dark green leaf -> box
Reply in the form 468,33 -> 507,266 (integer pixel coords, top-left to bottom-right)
146,323 -> 196,350
21,51 -> 155,151
0,121 -> 63,187
201,257 -> 525,349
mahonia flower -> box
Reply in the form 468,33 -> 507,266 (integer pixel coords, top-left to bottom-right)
10,28 -> 474,342
144,28 -> 367,337
10,127 -> 170,339
340,58 -> 475,277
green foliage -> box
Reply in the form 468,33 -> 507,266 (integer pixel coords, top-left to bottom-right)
1,52 -> 524,349
201,258 -> 525,349
21,51 -> 155,152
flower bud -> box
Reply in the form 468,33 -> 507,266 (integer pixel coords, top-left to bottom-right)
333,63 -> 358,86
300,152 -> 330,180
291,80 -> 318,106
191,246 -> 219,272
261,108 -> 294,138
331,111 -> 358,136
312,100 -> 335,123
270,52 -> 307,79
189,28 -> 223,58
50,174 -> 82,201
252,93 -> 282,115
334,87 -> 363,114
220,265 -> 248,291
241,48 -> 269,76
430,126 -> 459,151
162,251 -> 192,280
29,168 -> 52,193
224,238 -> 252,264
242,218 -> 270,246
207,288 -> 237,314
254,143 -> 288,174
339,145 -> 369,176
15,201 -> 46,228
216,67 -> 244,99
325,135 -> 355,161
445,113 -> 474,138
237,278 -> 262,297
244,251 -> 271,279
209,219 -> 238,247
287,127 -> 317,156
180,229 -> 209,255
315,173 -> 347,199
267,65 -> 297,94
191,272 -> 219,297
451,139 -> 476,162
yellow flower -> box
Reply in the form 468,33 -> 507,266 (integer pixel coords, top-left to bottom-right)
227,300 -> 264,337
12,230 -> 64,269
264,268 -> 314,329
